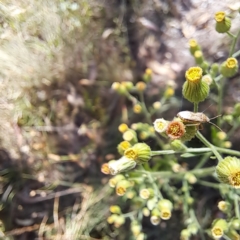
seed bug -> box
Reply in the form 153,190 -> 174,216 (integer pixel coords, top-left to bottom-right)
177,111 -> 223,131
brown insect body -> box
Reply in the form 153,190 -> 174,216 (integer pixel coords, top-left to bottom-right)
177,111 -> 222,131
177,111 -> 210,124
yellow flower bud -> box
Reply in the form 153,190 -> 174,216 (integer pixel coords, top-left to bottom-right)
117,141 -> 132,155
189,39 -> 201,55
216,156 -> 240,188
215,11 -> 231,33
218,200 -> 230,212
183,67 -> 209,103
124,143 -> 151,164
110,205 -> 121,214
116,179 -> 131,196
194,50 -> 204,65
108,174 -> 125,188
150,215 -> 161,225
133,104 -> 142,114
139,188 -> 154,199
202,74 -> 213,86
101,163 -> 110,175
123,129 -> 138,144
118,123 -> 128,133
153,101 -> 161,109
220,57 -> 238,78
211,218 -> 228,239
136,81 -> 147,91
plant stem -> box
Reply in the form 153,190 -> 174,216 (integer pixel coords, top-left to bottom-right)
137,166 -> 215,179
194,102 -> 198,112
190,209 -> 206,240
229,28 -> 240,57
217,75 -> 225,127
196,131 -> 223,161
194,153 -> 212,169
197,180 -> 220,189
151,146 -> 240,157
234,193 -> 240,222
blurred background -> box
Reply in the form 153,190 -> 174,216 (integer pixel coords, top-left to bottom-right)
0,0 -> 240,239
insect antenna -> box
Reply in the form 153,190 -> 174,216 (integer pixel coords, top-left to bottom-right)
209,114 -> 222,120
209,121 -> 223,132
202,103 -> 214,113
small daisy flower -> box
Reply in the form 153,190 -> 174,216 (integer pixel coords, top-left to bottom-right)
166,120 -> 186,140
153,118 -> 168,133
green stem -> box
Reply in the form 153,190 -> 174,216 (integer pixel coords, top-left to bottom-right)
227,31 -> 236,39
223,235 -> 233,240
194,153 -> 212,169
229,28 -> 240,57
217,76 -> 225,127
196,131 -> 223,161
151,146 -> 240,158
197,180 -> 221,189
234,193 -> 240,222
194,103 -> 198,112
190,209 -> 206,240
233,49 -> 240,58
137,166 -> 215,179
183,179 -> 189,215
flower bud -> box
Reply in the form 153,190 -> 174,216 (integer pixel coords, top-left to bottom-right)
184,173 -> 197,184
107,214 -> 118,224
142,207 -> 150,217
116,179 -> 132,196
101,163 -> 110,175
108,156 -> 136,175
153,101 -> 161,109
180,229 -> 191,240
230,218 -> 240,230
143,68 -> 152,82
117,141 -> 132,155
218,200 -> 230,213
158,199 -> 173,212
194,50 -> 204,65
121,81 -> 133,91
220,57 -> 238,78
182,67 -> 209,103
210,63 -> 219,78
124,143 -> 151,164
164,87 -> 175,98
202,74 -> 213,86
170,140 -> 187,151
150,215 -> 161,225
123,129 -> 138,144
118,123 -> 128,133
139,188 -> 154,199
233,103 -> 240,117
211,218 -> 228,239
133,104 -> 142,114
216,156 -> 240,188
153,118 -> 169,133
136,81 -> 147,92
215,11 -> 231,33
110,205 -> 122,214
189,39 -> 201,55
108,174 -> 125,188
111,82 -> 121,91
114,215 -> 125,228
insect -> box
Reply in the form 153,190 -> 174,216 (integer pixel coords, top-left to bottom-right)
177,111 -> 222,131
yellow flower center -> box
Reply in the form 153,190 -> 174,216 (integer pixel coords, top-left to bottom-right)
226,58 -> 238,69
133,104 -> 142,113
189,39 -> 198,48
116,186 -> 126,196
185,67 -> 203,83
229,171 -> 240,188
118,123 -> 128,133
101,163 -> 110,174
160,210 -> 171,220
145,68 -> 152,75
120,141 -> 131,150
194,50 -> 203,58
140,189 -> 150,199
124,148 -> 138,160
215,11 -> 225,22
212,227 -> 223,237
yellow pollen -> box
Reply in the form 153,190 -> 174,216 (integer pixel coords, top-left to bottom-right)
120,141 -> 131,150
212,227 -> 223,237
215,12 -> 225,22
194,50 -> 202,58
189,39 -> 198,47
186,67 -> 203,82
125,149 -> 138,160
101,163 -> 110,174
226,58 -> 238,68
145,68 -> 152,75
117,187 -> 126,195
229,172 -> 240,187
